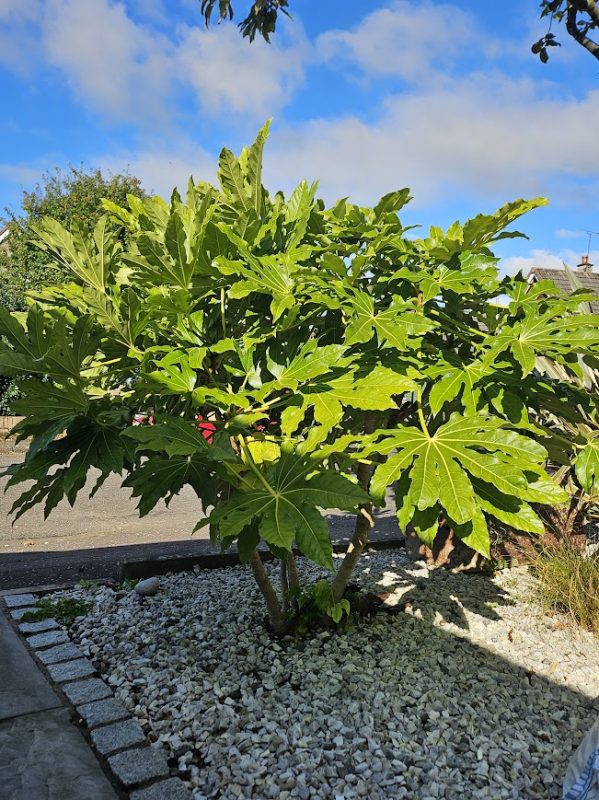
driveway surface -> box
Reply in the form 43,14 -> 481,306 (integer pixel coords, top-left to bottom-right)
0,454 -> 401,590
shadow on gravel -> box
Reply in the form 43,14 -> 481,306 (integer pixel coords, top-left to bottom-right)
357,552 -> 513,630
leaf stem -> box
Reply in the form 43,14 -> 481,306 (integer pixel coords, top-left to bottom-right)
237,435 -> 277,497
416,387 -> 429,437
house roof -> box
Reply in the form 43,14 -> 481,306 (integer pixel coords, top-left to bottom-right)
0,224 -> 9,244
528,266 -> 599,313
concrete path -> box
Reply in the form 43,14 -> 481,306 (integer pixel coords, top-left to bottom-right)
0,609 -> 118,799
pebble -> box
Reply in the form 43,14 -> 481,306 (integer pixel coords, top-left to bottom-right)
46,550 -> 598,800
135,577 -> 160,597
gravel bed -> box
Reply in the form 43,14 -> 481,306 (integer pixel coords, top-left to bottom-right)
54,549 -> 598,800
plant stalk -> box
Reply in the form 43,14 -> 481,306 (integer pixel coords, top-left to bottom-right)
280,558 -> 289,612
331,411 -> 379,602
249,550 -> 287,635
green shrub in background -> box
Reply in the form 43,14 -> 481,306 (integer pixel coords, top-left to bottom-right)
1,124 -> 598,634
0,167 -> 146,413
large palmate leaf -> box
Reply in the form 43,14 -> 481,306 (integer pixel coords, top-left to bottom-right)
2,420 -> 129,521
367,414 -> 563,556
206,454 -> 369,569
123,415 -> 236,461
344,291 -> 436,350
0,308 -> 100,381
281,366 -> 418,449
123,454 -> 217,516
485,309 -> 599,376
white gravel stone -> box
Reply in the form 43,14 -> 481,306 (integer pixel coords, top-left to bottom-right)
48,550 -> 598,800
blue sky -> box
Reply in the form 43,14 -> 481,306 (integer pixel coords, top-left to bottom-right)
1,0 -> 599,273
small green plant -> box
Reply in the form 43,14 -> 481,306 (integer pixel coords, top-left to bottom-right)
77,578 -> 99,590
21,597 -> 91,625
531,540 -> 599,633
288,580 -> 352,632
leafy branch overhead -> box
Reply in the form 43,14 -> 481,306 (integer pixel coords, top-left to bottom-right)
1,121 -> 598,632
200,0 -> 290,41
199,0 -> 599,65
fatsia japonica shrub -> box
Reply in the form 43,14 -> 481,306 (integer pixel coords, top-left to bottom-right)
1,123 -> 599,634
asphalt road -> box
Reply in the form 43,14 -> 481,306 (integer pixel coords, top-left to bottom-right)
0,454 -> 401,590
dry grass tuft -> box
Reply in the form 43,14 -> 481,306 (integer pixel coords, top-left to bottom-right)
530,539 -> 599,634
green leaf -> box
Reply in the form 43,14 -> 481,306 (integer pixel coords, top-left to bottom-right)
575,440 -> 599,492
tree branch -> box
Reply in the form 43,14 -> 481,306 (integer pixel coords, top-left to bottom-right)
566,5 -> 599,60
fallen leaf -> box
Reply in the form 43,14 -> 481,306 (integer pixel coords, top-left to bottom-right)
507,629 -> 514,642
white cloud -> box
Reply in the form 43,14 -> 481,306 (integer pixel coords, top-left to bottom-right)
499,248 -> 599,276
0,0 -> 307,123
177,23 -> 307,117
42,0 -> 173,123
555,228 -> 587,240
98,141 -> 216,199
262,74 -> 599,208
317,0 -> 480,83
0,0 -> 43,74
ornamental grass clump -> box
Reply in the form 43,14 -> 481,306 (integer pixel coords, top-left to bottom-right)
1,123 -> 598,634
531,540 -> 599,633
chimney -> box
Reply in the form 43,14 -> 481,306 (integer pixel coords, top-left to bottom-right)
578,254 -> 593,273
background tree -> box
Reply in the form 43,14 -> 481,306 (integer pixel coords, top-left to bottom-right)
201,0 -> 599,65
0,167 -> 146,412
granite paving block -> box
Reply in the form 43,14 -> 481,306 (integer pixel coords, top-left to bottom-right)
108,747 -> 169,788
0,707 -> 118,800
90,718 -> 147,756
4,593 -> 35,608
0,611 -> 60,721
130,778 -> 192,800
46,657 -> 95,683
10,606 -> 37,620
62,678 -> 112,706
36,642 -> 83,665
77,697 -> 129,729
19,618 -> 60,634
27,630 -> 69,649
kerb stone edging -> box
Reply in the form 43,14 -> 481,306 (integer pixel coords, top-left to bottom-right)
2,592 -> 192,799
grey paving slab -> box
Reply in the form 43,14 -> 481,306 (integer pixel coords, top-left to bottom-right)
19,618 -> 60,634
62,677 -> 112,706
0,707 -> 118,800
27,629 -> 69,649
0,611 -> 61,721
77,697 -> 130,729
36,641 -> 84,665
10,605 -> 37,620
108,747 -> 169,788
130,777 -> 192,800
4,593 -> 35,608
46,657 -> 95,683
90,718 -> 147,756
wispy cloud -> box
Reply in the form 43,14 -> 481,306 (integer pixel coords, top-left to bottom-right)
317,0 -> 481,83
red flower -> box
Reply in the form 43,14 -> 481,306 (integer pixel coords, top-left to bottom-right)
196,414 -> 216,444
